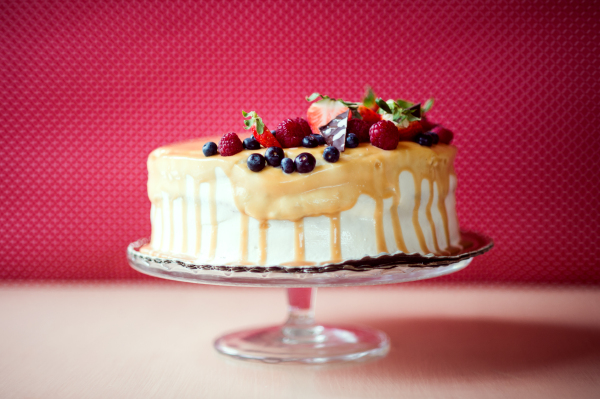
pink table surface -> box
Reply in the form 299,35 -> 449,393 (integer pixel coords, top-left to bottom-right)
1,284 -> 599,398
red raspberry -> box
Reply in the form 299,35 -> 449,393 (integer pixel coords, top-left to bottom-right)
293,117 -> 312,138
431,125 -> 454,144
218,132 -> 244,156
347,119 -> 370,142
369,120 -> 399,150
275,118 -> 305,148
420,115 -> 436,131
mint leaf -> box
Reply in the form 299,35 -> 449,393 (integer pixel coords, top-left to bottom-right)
376,98 -> 392,113
422,98 -> 434,113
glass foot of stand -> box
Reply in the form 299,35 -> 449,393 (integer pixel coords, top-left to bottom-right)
127,231 -> 493,364
214,287 -> 391,363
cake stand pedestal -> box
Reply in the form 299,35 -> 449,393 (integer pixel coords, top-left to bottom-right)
128,231 -> 492,364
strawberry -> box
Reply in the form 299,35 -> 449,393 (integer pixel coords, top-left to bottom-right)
218,132 -> 244,156
357,105 -> 381,126
369,120 -> 399,150
306,93 -> 349,135
398,120 -> 424,141
242,110 -> 281,148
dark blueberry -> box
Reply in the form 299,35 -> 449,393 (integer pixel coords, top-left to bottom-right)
345,133 -> 359,148
428,132 -> 439,145
312,134 -> 327,145
243,136 -> 261,150
414,133 -> 433,147
302,135 -> 318,148
247,153 -> 266,172
294,152 -> 316,173
202,141 -> 218,157
322,146 -> 340,163
264,146 -> 285,167
281,157 -> 295,174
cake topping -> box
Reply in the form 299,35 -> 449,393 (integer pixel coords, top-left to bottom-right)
281,157 -> 295,174
301,135 -> 319,148
414,132 -> 433,147
247,153 -> 266,172
432,125 -> 454,144
347,119 -> 370,142
275,118 -> 309,148
243,136 -> 261,150
218,132 -> 244,156
306,93 -> 351,135
202,141 -> 218,157
369,120 -> 400,150
322,146 -> 340,163
345,133 -> 359,148
319,110 -> 349,152
294,152 -> 316,173
312,134 -> 326,146
242,111 -> 282,148
397,120 -> 424,141
265,146 -> 285,167
294,117 -> 312,138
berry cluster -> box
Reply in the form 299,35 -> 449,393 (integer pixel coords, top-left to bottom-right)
202,89 -> 455,175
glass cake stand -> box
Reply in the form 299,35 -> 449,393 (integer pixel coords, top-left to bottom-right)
127,230 -> 493,364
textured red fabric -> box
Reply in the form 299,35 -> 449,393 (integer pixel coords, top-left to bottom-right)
1,0 -> 599,283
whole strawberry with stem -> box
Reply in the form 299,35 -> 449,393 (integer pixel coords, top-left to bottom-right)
242,111 -> 282,148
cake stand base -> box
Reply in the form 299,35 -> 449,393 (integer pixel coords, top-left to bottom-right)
214,287 -> 388,364
215,325 -> 389,364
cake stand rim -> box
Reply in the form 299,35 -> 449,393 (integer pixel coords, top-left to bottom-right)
126,230 -> 492,287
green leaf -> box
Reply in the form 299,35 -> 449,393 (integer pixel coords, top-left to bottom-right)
256,118 -> 264,135
306,93 -> 322,102
242,110 -> 249,117
422,98 -> 434,113
243,120 -> 251,129
395,99 -> 413,109
362,86 -> 376,108
376,98 -> 392,113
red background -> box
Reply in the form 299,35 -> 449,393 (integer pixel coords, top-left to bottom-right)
1,0 -> 599,283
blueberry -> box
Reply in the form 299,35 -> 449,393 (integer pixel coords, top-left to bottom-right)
428,132 -> 439,145
414,133 -> 433,147
203,141 -> 218,157
322,146 -> 340,163
302,135 -> 318,148
264,146 -> 285,167
345,133 -> 359,148
295,152 -> 316,173
281,157 -> 295,174
247,153 -> 266,172
243,136 -> 261,150
312,134 -> 326,145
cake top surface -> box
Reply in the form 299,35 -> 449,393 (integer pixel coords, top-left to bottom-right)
148,136 -> 457,221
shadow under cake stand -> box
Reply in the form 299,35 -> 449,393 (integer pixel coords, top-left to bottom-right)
127,230 -> 493,364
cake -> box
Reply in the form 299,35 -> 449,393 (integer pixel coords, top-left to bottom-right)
141,91 -> 461,266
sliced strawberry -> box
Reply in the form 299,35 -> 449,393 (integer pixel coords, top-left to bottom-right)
398,120 -> 424,141
306,93 -> 349,135
357,105 -> 381,125
242,110 -> 282,148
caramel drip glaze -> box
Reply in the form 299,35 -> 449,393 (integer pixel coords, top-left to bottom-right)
145,136 -> 459,265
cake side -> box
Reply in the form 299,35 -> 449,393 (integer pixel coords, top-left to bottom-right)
142,136 -> 461,266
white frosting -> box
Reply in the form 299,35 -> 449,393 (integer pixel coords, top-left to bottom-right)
149,167 -> 461,266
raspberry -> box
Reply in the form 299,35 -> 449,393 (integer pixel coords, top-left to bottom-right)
276,119 -> 305,148
218,132 -> 244,156
431,125 -> 454,144
369,121 -> 399,150
347,119 -> 370,142
294,117 -> 312,138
